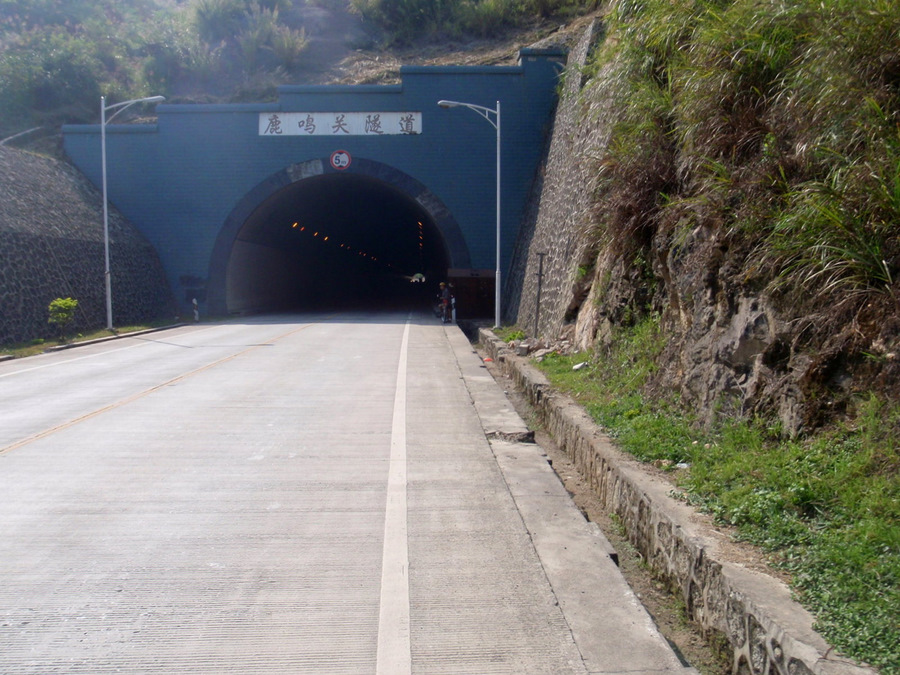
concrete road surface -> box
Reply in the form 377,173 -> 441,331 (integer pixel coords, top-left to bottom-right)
0,313 -> 695,674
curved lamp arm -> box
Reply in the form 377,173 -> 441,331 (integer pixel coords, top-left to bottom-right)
103,95 -> 166,124
100,94 -> 165,330
437,100 -> 498,130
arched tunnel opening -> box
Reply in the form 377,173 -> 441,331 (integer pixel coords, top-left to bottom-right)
225,172 -> 451,315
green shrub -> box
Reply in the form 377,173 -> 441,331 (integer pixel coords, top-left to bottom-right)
503,329 -> 525,342
350,0 -> 592,44
457,0 -> 514,38
47,297 -> 78,340
271,24 -> 308,71
350,0 -> 457,43
193,0 -> 245,44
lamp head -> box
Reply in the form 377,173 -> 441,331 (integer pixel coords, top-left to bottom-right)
437,100 -> 457,109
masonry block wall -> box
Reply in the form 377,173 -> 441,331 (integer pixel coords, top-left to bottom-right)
0,147 -> 174,345
507,21 -> 605,336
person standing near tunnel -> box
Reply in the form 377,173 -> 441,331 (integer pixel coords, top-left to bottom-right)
439,282 -> 452,323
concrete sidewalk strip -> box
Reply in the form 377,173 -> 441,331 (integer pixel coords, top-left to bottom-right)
489,439 -> 619,563
445,325 -> 697,675
444,328 -> 533,440
492,439 -> 689,675
407,321 -> 588,673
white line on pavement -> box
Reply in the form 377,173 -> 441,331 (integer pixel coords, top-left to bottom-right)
0,323 -> 315,455
0,341 -> 149,378
376,318 -> 412,675
0,325 -> 226,379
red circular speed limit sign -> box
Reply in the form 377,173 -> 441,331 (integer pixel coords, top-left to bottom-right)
330,150 -> 352,170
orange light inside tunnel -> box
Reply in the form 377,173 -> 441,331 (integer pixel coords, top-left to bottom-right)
285,219 -> 397,268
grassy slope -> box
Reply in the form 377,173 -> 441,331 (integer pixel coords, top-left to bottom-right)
532,320 -> 898,674
534,1 -> 900,671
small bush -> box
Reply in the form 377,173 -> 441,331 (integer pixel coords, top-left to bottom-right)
47,297 -> 78,340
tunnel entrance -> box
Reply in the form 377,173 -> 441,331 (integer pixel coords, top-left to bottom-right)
224,172 -> 451,315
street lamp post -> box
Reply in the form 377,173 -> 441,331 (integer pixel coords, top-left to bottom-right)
101,94 -> 165,331
437,99 -> 501,328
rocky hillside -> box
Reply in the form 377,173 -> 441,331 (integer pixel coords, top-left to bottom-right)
511,2 -> 900,438
507,9 -> 899,671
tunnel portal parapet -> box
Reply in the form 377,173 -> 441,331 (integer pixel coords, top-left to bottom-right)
63,48 -> 566,316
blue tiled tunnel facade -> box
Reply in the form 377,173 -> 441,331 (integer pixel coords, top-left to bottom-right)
63,49 -> 565,316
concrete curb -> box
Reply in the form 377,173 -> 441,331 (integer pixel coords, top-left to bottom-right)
478,329 -> 876,675
447,326 -> 696,675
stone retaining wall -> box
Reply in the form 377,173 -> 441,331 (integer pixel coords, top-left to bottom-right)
480,329 -> 876,675
506,19 -> 603,334
0,146 -> 174,345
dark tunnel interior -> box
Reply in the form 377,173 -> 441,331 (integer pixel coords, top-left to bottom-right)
225,173 -> 450,314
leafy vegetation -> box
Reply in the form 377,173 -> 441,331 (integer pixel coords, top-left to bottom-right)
47,296 -> 78,340
536,315 -> 899,674
585,0 -> 900,313
0,0 -> 312,138
496,327 -> 526,342
0,0 -> 598,139
550,1 -> 900,670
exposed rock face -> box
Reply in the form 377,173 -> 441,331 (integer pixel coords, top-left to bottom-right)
0,146 -> 174,345
650,224 -> 810,433
509,23 -> 900,435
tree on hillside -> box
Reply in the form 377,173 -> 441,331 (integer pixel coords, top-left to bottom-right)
193,0 -> 308,79
0,0 -> 310,137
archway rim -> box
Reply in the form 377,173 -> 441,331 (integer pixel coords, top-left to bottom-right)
207,157 -> 470,315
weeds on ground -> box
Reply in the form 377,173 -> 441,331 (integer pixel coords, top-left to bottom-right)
495,327 -> 526,342
536,315 -> 900,674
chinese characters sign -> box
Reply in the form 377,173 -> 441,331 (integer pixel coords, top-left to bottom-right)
260,112 -> 421,136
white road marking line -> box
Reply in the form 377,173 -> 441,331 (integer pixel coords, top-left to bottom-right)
0,341 -> 148,378
0,323 -> 315,455
0,325 -> 225,379
376,319 -> 412,675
